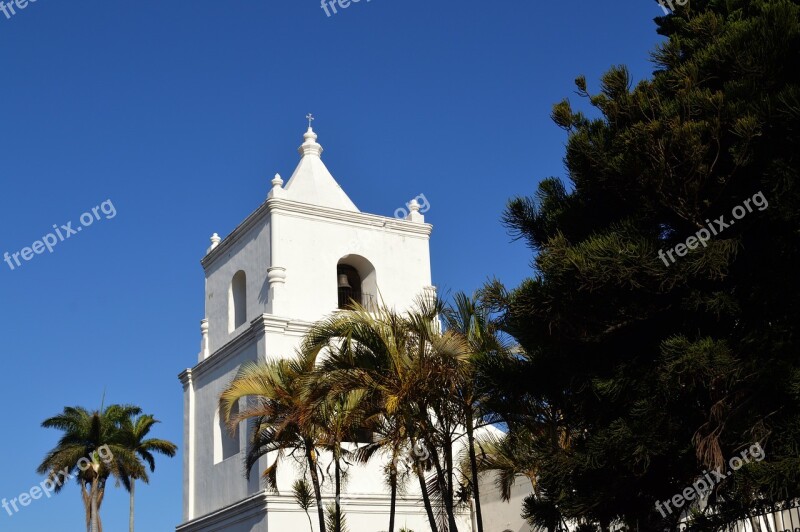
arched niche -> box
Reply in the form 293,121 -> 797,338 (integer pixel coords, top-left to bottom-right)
336,254 -> 377,310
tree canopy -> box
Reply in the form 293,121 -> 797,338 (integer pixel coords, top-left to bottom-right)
482,0 -> 800,528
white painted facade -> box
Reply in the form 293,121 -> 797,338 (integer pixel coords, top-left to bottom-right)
177,125 -> 458,532
177,125 -> 528,532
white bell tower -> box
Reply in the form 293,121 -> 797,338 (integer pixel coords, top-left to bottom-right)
177,122 -> 436,532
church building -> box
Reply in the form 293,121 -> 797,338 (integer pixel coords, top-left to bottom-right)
176,121 -> 459,531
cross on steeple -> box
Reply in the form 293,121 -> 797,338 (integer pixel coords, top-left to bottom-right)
306,113 -> 314,129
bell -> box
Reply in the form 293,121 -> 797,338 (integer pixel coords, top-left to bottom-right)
337,273 -> 351,289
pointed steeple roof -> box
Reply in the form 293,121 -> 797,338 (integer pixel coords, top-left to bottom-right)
282,125 -> 359,212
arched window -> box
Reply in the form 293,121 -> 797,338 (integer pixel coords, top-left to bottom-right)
214,401 -> 240,463
336,255 -> 377,310
229,270 -> 247,332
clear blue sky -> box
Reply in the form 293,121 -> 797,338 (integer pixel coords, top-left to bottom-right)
0,1 -> 664,530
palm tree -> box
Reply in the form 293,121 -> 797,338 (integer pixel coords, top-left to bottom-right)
301,303 -> 436,531
473,428 -> 539,500
443,292 -> 510,532
480,428 -> 568,532
313,392 -> 365,532
300,297 -> 470,532
38,405 -> 145,532
300,305 -> 419,531
407,297 -> 471,532
351,413 -> 412,532
465,325 -> 574,532
118,413 -> 177,532
220,357 -> 328,532
472,415 -> 572,532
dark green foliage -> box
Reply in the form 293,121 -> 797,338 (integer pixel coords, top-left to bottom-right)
483,0 -> 800,528
325,502 -> 349,532
521,495 -> 563,532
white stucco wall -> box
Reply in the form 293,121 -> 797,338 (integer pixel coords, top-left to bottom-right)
181,190 -> 441,531
266,200 -> 433,322
203,215 -> 272,355
178,127 -> 516,532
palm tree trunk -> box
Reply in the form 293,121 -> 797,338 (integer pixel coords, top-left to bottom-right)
97,487 -> 105,532
82,482 -> 91,532
442,436 -> 459,532
428,438 -> 457,532
334,454 -> 341,532
129,479 -> 135,532
466,415 -> 484,532
305,443 -> 326,532
388,462 -> 397,532
414,460 -> 439,532
90,477 -> 100,532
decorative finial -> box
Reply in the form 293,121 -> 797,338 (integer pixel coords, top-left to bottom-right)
269,173 -> 285,199
406,198 -> 424,222
208,233 -> 221,253
299,120 -> 323,158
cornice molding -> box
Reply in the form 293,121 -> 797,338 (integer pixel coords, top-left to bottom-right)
259,314 -> 316,336
183,314 -> 318,381
200,202 -> 270,270
176,490 -> 267,531
266,198 -> 433,236
175,491 -> 467,530
186,319 -> 259,380
201,198 -> 432,271
258,492 -> 458,514
178,368 -> 193,387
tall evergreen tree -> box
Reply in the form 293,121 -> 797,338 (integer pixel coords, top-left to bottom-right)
483,0 -> 800,528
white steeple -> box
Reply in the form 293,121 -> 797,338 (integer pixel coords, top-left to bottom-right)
182,121 -> 439,532
282,120 -> 359,212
